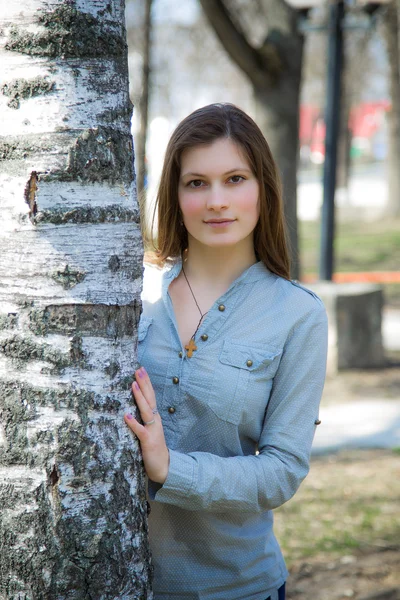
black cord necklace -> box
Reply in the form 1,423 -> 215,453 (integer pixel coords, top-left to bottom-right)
181,265 -> 208,357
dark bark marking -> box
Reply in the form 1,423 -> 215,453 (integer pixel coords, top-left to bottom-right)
33,205 -> 139,225
63,127 -> 134,184
104,361 -> 120,379
0,139 -> 22,161
0,380 -> 97,415
108,255 -> 120,272
2,128 -> 135,186
1,76 -> 55,109
30,127 -> 135,185
69,335 -> 85,365
0,380 -> 120,468
51,264 -> 86,290
29,303 -> 140,337
0,137 -> 55,162
24,171 -> 38,220
0,313 -> 18,330
98,3 -> 113,17
97,106 -> 132,124
50,464 -> 59,486
0,335 -> 70,372
5,5 -> 125,59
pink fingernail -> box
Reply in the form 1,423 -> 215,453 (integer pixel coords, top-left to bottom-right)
138,368 -> 144,378
126,413 -> 133,420
141,367 -> 147,376
133,381 -> 139,390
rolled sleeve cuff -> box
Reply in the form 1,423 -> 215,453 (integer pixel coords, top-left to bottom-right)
149,449 -> 197,503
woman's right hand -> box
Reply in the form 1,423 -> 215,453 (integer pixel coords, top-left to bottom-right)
124,367 -> 170,484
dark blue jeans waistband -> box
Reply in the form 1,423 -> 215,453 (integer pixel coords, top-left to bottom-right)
265,582 -> 286,600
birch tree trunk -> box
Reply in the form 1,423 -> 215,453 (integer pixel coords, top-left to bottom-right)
0,1 -> 152,598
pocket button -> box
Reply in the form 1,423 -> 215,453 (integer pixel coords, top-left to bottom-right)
246,359 -> 253,367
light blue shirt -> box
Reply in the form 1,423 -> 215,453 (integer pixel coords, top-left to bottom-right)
138,259 -> 328,600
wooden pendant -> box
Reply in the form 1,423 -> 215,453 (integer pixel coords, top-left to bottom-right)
185,338 -> 197,358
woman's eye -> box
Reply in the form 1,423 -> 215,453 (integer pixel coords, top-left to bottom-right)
228,175 -> 245,184
188,179 -> 204,188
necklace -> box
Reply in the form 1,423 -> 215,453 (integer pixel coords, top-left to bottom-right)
181,265 -> 208,358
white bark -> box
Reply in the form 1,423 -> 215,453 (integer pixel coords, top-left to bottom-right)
0,1 -> 151,598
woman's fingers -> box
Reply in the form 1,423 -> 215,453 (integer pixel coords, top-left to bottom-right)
135,366 -> 156,409
132,368 -> 159,426
132,380 -> 156,424
124,369 -> 170,484
124,413 -> 147,439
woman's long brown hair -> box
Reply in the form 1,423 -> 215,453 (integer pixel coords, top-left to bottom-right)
148,103 -> 291,280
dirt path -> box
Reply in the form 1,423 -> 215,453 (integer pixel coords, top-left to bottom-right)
288,549 -> 400,600
277,449 -> 400,600
321,365 -> 400,405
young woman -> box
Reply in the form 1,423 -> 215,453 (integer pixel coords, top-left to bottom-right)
124,103 -> 328,600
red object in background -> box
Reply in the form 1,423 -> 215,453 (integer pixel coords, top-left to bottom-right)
302,272 -> 400,284
299,105 -> 321,146
299,101 -> 390,161
349,101 -> 390,139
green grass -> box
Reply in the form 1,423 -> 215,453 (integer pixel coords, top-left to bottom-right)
299,218 -> 400,305
274,450 -> 400,567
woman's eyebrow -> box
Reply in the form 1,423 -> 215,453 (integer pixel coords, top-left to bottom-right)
180,172 -> 204,179
181,167 -> 252,178
223,168 -> 252,175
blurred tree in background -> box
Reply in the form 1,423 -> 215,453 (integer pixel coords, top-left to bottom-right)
135,0 -> 153,201
382,0 -> 400,216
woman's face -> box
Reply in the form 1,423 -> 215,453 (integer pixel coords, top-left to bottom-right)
178,138 -> 260,252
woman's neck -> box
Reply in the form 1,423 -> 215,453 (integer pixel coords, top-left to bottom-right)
182,239 -> 258,290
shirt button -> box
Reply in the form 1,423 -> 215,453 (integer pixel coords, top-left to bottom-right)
201,334 -> 208,341
218,304 -> 225,312
168,406 -> 176,414
246,359 -> 253,367
315,419 -> 322,425
178,352 -> 183,358
172,376 -> 179,384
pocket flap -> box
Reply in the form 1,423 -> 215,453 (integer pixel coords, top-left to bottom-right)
138,317 -> 153,342
219,340 -> 281,371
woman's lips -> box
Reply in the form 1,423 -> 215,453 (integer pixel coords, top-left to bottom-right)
204,220 -> 236,228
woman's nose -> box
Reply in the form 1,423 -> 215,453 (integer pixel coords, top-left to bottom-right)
206,185 -> 229,210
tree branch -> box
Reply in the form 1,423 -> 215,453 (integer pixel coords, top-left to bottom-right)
198,0 -> 280,87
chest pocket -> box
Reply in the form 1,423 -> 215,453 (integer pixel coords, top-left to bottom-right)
137,316 -> 153,363
209,340 -> 282,425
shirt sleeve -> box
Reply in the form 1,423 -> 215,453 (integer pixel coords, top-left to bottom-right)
150,301 -> 328,513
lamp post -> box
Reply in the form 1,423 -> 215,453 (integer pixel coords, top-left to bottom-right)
295,0 -> 388,281
319,0 -> 345,281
